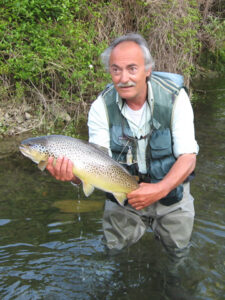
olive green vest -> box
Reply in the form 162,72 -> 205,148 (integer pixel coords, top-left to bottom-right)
102,73 -> 184,206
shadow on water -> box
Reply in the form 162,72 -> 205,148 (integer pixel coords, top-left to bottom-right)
0,77 -> 224,299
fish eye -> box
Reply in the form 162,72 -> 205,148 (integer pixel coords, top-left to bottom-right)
25,142 -> 33,147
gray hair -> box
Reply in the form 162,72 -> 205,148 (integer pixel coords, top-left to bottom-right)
101,33 -> 155,72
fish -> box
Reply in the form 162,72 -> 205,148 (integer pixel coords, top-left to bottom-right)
19,135 -> 139,205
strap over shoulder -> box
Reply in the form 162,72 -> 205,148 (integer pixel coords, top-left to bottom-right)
152,71 -> 184,88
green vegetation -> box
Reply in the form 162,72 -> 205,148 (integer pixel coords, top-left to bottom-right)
0,0 -> 224,136
200,15 -> 225,72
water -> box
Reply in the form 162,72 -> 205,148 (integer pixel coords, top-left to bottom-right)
0,77 -> 224,299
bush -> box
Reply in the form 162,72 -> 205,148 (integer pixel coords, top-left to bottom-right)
0,0 -> 110,135
0,0 -> 224,136
200,15 -> 225,72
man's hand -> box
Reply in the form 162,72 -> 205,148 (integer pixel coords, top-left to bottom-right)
127,153 -> 196,210
127,182 -> 167,210
46,157 -> 80,183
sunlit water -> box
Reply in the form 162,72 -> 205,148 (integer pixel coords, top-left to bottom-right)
0,77 -> 224,299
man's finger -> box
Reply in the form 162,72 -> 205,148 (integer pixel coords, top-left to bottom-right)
52,157 -> 63,180
46,157 -> 55,175
59,157 -> 68,180
66,160 -> 74,180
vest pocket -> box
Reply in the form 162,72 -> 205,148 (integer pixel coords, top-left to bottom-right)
110,125 -> 133,152
150,128 -> 173,159
150,156 -> 175,180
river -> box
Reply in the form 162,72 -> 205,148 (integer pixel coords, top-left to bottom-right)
0,77 -> 224,299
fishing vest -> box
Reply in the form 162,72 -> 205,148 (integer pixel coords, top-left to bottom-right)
102,72 -> 186,206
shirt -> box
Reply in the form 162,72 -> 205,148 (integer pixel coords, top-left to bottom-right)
88,82 -> 199,174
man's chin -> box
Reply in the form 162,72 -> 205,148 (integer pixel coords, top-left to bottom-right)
117,87 -> 135,98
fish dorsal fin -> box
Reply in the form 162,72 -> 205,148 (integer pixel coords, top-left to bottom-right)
38,160 -> 48,171
82,182 -> 95,197
112,193 -> 127,206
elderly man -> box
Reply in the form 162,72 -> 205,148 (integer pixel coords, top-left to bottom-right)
47,33 -> 199,255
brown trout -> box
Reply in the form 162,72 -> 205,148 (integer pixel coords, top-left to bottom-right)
19,135 -> 139,205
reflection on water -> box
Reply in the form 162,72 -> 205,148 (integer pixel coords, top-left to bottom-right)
53,199 -> 104,213
0,77 -> 224,299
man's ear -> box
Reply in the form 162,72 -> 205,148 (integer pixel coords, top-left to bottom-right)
146,67 -> 151,77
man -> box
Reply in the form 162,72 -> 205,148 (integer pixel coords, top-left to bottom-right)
47,33 -> 199,255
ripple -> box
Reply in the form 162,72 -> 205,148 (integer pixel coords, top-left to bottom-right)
0,243 -> 34,250
0,219 -> 11,226
48,229 -> 63,234
47,221 -> 73,228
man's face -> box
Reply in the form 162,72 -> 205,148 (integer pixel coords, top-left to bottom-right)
109,41 -> 151,103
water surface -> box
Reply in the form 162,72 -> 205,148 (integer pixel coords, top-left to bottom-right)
0,77 -> 224,299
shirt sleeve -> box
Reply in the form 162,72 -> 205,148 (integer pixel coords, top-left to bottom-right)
87,95 -> 110,150
172,88 -> 199,158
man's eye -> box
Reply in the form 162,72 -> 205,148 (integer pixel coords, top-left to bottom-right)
111,68 -> 120,74
129,66 -> 137,73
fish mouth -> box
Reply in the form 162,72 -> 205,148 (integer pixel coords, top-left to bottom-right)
19,144 -> 30,152
19,144 -> 42,164
19,144 -> 31,157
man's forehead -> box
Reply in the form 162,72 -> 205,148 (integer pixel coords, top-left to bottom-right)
110,41 -> 145,63
112,41 -> 142,52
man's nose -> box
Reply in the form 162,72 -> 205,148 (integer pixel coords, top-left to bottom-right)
120,70 -> 129,83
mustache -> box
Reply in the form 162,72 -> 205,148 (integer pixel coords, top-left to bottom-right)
117,81 -> 136,88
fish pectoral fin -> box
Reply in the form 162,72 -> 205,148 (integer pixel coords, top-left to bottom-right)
52,158 -> 57,167
38,160 -> 48,171
112,193 -> 127,206
133,175 -> 139,182
82,182 -> 95,197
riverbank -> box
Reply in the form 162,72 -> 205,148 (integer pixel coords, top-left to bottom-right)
0,72 -> 223,159
1,0 -> 224,142
0,102 -> 40,137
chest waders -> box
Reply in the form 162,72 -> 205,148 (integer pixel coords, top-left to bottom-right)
102,72 -> 192,206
